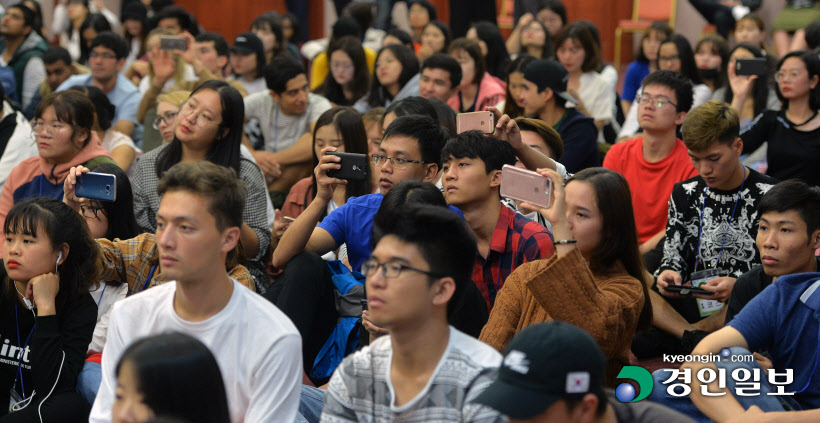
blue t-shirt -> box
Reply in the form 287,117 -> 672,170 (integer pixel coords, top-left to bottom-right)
622,61 -> 650,103
729,272 -> 820,409
317,193 -> 463,272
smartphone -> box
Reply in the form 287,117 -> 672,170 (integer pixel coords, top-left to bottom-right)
160,35 -> 188,51
456,111 -> 494,134
76,172 -> 117,202
282,216 -> 296,222
500,165 -> 552,209
360,299 -> 368,311
735,58 -> 766,76
326,152 -> 368,181
664,285 -> 713,296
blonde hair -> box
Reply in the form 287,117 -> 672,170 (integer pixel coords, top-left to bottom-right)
362,107 -> 385,127
681,100 -> 740,151
157,90 -> 191,108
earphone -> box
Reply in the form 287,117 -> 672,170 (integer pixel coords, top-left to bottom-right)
55,251 -> 62,273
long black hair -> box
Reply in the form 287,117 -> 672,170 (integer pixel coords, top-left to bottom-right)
79,13 -> 112,65
719,44 -> 770,117
308,107 -> 371,214
2,198 -> 100,310
660,34 -> 703,85
315,36 -> 370,106
470,21 -> 511,80
67,85 -> 115,131
566,168 -> 652,330
366,44 -> 419,107
116,333 -> 230,423
87,162 -> 140,240
502,55 -> 535,119
155,80 -> 244,177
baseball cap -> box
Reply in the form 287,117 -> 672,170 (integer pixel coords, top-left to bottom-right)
522,59 -> 579,104
473,321 -> 606,419
231,32 -> 263,57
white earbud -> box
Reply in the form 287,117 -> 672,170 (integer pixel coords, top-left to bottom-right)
55,251 -> 63,273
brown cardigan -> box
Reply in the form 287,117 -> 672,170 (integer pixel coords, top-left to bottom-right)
479,248 -> 645,386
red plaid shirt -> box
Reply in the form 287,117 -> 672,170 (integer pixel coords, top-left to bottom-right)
473,204 -> 554,310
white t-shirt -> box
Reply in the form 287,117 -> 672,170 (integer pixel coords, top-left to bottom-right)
89,279 -> 302,423
230,76 -> 267,96
243,91 -> 332,153
101,130 -> 143,178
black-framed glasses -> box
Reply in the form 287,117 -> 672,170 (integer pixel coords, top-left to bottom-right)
636,94 -> 677,109
80,204 -> 105,220
361,258 -> 445,279
152,111 -> 178,130
371,154 -> 425,169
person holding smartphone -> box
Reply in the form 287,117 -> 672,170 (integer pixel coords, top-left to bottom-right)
479,168 -> 651,385
740,50 -> 820,186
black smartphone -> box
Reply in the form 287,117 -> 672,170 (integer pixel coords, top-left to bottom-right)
76,172 -> 117,201
160,35 -> 188,51
664,285 -> 713,296
735,58 -> 766,76
326,152 -> 368,181
360,298 -> 368,311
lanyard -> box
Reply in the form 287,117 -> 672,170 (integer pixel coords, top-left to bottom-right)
96,284 -> 107,307
694,166 -> 747,271
139,264 -> 158,293
12,305 -> 35,397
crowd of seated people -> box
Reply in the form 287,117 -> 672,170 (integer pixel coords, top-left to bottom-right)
0,1 -> 818,422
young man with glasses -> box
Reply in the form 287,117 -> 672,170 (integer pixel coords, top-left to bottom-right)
270,115 -> 452,382
243,55 -> 331,207
320,204 -> 505,422
516,59 -> 598,173
57,32 -> 142,144
604,71 -> 697,255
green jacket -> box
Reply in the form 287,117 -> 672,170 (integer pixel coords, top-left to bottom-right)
0,32 -> 48,101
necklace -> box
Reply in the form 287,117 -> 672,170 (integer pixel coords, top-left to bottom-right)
788,109 -> 818,127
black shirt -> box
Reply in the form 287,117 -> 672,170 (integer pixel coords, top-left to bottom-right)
553,108 -> 599,173
740,110 -> 820,186
0,282 -> 96,415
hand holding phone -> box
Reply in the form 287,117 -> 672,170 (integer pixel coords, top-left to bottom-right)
735,58 -> 766,76
500,165 -> 552,208
76,172 -> 117,201
457,111 -> 494,134
160,35 -> 188,51
326,152 -> 368,181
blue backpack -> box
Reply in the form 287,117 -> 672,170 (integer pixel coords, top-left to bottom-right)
0,66 -> 18,103
310,260 -> 366,381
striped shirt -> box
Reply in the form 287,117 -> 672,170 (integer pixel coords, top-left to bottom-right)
473,204 -> 554,310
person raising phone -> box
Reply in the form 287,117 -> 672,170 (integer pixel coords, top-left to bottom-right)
479,167 -> 652,386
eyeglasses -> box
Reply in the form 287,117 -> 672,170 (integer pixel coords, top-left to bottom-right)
635,93 -> 677,109
152,111 -> 178,130
80,204 -> 105,220
371,154 -> 425,169
361,258 -> 444,279
178,101 -> 220,128
89,51 -> 117,60
31,120 -> 70,139
775,70 -> 804,82
330,62 -> 354,71
658,55 -> 680,62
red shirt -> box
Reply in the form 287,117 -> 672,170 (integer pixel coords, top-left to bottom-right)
603,137 -> 697,243
472,204 -> 554,310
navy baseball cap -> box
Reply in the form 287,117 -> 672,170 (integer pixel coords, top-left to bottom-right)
522,59 -> 578,104
473,321 -> 606,419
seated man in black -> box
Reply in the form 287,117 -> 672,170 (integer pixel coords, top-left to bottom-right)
726,179 -> 820,324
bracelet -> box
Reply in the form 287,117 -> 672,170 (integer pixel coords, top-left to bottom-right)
554,239 -> 577,245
